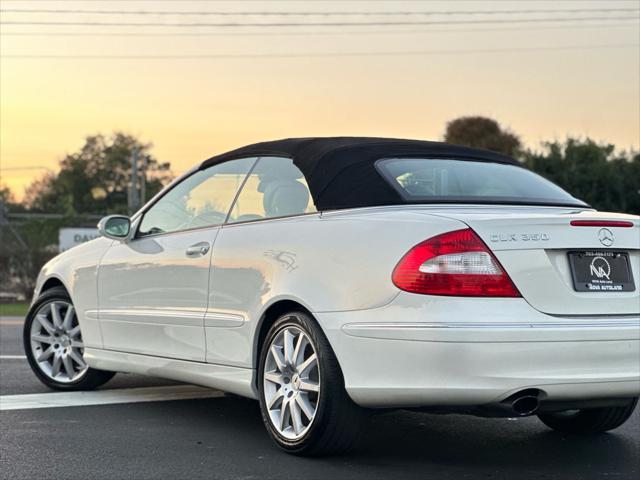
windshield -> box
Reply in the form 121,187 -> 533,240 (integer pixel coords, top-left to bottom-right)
377,158 -> 587,207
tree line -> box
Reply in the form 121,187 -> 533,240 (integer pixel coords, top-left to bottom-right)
444,116 -> 640,214
1,118 -> 638,297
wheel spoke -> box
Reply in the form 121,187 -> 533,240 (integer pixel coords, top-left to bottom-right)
268,387 -> 284,409
70,340 -> 84,348
283,329 -> 294,365
68,325 -> 81,338
69,350 -> 87,369
62,305 -> 75,330
62,356 -> 75,378
297,353 -> 317,374
36,314 -> 56,336
270,345 -> 286,372
279,399 -> 291,432
31,333 -> 55,344
290,398 -> 303,435
298,379 -> 320,393
36,345 -> 54,362
292,334 -> 305,367
264,371 -> 283,385
51,355 -> 62,377
296,394 -> 315,420
50,303 -> 63,328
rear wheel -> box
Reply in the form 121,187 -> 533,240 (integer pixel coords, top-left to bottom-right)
258,311 -> 366,456
538,398 -> 638,434
23,286 -> 115,391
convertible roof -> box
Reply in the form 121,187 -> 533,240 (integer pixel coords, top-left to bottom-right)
200,137 -> 519,211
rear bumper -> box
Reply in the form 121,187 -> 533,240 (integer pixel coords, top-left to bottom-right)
317,294 -> 640,408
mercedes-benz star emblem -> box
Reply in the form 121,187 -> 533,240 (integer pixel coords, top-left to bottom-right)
598,228 -> 614,247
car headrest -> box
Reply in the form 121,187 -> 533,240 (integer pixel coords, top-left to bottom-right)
261,179 -> 310,217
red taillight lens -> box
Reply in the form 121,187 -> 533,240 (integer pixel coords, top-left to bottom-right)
392,228 -> 521,297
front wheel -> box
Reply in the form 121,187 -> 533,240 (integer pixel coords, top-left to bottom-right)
23,286 -> 115,391
258,311 -> 366,456
538,398 -> 638,434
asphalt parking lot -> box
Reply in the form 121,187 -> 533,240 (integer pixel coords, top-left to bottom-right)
1,316 -> 638,480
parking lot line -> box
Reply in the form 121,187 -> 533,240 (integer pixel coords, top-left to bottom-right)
0,385 -> 224,411
0,355 -> 27,359
0,317 -> 24,326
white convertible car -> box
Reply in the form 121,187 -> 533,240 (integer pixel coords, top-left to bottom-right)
24,138 -> 639,455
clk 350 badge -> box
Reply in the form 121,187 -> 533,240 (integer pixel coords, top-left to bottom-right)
490,233 -> 550,242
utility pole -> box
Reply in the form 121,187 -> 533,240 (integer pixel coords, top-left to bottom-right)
128,148 -> 139,214
140,153 -> 147,207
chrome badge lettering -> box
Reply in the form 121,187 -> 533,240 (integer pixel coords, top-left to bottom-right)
490,233 -> 550,242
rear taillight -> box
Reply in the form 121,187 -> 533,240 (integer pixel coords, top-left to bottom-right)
392,228 -> 521,297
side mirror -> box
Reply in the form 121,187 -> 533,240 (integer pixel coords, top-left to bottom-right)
98,215 -> 131,241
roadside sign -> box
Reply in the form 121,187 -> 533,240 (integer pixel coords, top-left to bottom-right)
59,228 -> 100,252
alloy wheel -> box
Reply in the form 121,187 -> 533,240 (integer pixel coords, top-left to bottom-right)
29,300 -> 88,383
263,325 -> 320,440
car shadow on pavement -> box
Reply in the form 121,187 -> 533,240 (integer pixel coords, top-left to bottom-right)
354,409 -> 637,473
144,395 -> 638,478
5,393 -> 637,480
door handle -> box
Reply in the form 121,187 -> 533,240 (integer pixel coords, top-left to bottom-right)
185,242 -> 210,257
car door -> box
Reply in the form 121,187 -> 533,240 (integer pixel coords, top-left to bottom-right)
98,157 -> 258,361
205,156 -> 317,366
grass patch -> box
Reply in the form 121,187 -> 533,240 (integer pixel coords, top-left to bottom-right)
0,303 -> 29,317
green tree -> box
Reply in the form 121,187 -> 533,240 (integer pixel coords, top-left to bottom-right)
444,116 -> 522,157
0,185 -> 14,204
0,217 -> 62,299
2,134 -> 173,297
522,139 -> 639,214
0,185 -> 35,298
25,132 -> 171,215
0,184 -> 27,214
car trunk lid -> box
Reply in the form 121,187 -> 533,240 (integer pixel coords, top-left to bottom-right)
422,207 -> 639,315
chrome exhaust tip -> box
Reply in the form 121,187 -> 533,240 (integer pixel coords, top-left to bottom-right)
511,395 -> 540,416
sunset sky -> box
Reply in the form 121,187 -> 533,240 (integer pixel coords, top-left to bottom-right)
1,0 -> 639,200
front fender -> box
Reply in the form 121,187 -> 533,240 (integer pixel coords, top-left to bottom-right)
32,237 -> 113,349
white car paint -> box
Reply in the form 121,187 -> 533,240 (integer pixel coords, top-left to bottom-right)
98,226 -> 220,361
440,207 -> 640,315
33,204 -> 640,408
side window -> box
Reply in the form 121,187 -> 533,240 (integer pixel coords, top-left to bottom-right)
138,157 -> 257,236
227,157 -> 316,224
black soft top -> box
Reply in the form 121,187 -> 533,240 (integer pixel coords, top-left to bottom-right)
200,137 -> 519,211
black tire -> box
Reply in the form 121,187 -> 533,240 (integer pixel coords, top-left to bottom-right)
23,286 -> 116,391
258,311 -> 367,456
538,398 -> 638,434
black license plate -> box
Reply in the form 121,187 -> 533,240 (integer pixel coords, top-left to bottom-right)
568,251 -> 635,292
